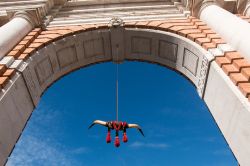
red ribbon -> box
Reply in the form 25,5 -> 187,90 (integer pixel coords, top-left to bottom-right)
115,136 -> 120,147
123,132 -> 128,143
106,130 -> 111,143
112,121 -> 122,131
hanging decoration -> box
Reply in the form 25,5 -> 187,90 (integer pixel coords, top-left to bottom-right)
88,36 -> 144,147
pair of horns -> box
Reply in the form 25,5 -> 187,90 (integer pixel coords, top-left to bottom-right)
88,120 -> 145,136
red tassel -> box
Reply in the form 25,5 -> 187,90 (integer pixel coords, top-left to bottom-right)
106,131 -> 111,143
115,136 -> 120,147
123,132 -> 128,143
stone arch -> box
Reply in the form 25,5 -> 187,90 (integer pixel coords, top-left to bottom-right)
1,18 -> 250,165
26,28 -> 209,106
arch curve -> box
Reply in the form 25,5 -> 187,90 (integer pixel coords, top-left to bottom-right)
1,21 -> 250,166
24,28 -> 210,105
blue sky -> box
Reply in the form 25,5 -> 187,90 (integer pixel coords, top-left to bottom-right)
7,62 -> 237,166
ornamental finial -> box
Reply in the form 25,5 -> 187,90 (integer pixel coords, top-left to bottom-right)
109,17 -> 124,27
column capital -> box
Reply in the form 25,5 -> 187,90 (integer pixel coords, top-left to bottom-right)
243,0 -> 250,16
198,0 -> 217,17
9,9 -> 43,28
190,0 -> 217,17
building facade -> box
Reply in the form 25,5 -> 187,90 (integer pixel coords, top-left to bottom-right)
1,0 -> 250,165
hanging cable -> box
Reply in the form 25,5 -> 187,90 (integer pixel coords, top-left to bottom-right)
116,59 -> 119,122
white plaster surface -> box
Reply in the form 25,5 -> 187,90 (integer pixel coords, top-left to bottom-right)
204,62 -> 250,166
0,73 -> 34,166
200,5 -> 250,62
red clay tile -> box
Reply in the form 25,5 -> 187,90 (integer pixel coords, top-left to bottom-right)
191,18 -> 201,22
203,29 -> 215,34
23,35 -> 34,41
225,52 -> 243,62
0,77 -> 9,88
230,73 -> 249,85
67,26 -> 84,33
212,38 -> 226,46
238,83 -> 250,97
19,40 -> 32,47
136,21 -> 150,26
23,48 -> 36,55
222,64 -> 240,75
170,23 -> 193,26
32,28 -> 42,33
13,44 -> 26,53
165,19 -> 190,23
187,33 -> 206,41
241,68 -> 250,79
7,50 -> 21,59
147,21 -> 164,27
3,69 -> 15,78
0,65 -> 7,75
28,31 -> 39,37
169,25 -> 196,33
233,59 -> 250,70
29,43 -> 44,50
33,38 -> 52,45
18,53 -> 30,60
195,37 -> 211,45
178,29 -> 202,37
215,57 -> 231,67
124,22 -> 137,27
94,23 -> 108,29
158,23 -> 174,30
207,33 -> 220,39
37,34 -> 61,39
202,42 -> 216,50
81,24 -> 97,31
194,21 -> 206,26
198,26 -> 210,30
41,31 -> 60,35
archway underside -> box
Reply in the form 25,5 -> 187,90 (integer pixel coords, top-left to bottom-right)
0,17 -> 250,165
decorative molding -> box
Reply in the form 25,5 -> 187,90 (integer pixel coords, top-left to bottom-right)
57,46 -> 78,69
243,0 -> 250,16
34,57 -> 53,86
13,10 -> 42,27
183,48 -> 199,76
83,38 -> 105,58
131,36 -> 152,55
109,17 -> 124,28
197,55 -> 209,97
158,40 -> 178,63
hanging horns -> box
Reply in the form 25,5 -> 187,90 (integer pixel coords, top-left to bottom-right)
88,120 -> 144,147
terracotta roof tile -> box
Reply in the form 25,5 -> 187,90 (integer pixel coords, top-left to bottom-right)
3,69 -> 15,77
187,33 -> 206,41
215,57 -> 231,67
222,64 -> 240,75
0,65 -> 7,75
178,29 -> 202,37
7,50 -> 21,59
0,77 -> 9,88
195,37 -> 211,45
230,73 -> 249,85
238,83 -> 250,97
18,53 -> 30,60
233,59 -> 250,70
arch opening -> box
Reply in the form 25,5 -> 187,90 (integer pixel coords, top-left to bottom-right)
2,27 -> 250,165
7,61 -> 238,165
